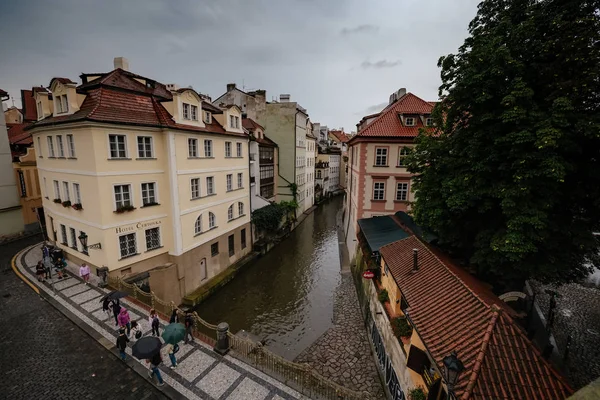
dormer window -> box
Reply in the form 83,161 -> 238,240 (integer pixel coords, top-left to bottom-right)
183,103 -> 189,120
183,103 -> 198,121
230,115 -> 240,129
425,117 -> 434,126
56,95 -> 68,114
404,117 -> 415,126
191,105 -> 198,121
204,111 -> 212,124
36,101 -> 43,120
145,80 -> 156,89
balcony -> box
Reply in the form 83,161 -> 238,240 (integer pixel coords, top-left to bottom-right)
261,177 -> 274,185
259,157 -> 274,165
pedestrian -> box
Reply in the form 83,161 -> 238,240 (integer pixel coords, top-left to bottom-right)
102,297 -> 112,321
55,257 -> 67,279
169,309 -> 178,324
118,307 -> 132,336
116,328 -> 129,361
164,343 -> 178,368
35,261 -> 46,282
43,256 -> 52,280
112,299 -> 121,327
184,311 -> 194,344
149,309 -> 160,337
147,351 -> 165,386
131,320 -> 142,340
79,263 -> 91,285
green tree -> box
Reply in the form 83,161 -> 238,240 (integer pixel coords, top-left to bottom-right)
408,0 -> 600,285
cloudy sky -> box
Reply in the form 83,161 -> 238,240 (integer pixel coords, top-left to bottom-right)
0,0 -> 480,131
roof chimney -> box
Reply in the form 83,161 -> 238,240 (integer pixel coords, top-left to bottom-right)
227,83 -> 236,92
114,57 -> 129,71
280,94 -> 290,102
413,248 -> 419,271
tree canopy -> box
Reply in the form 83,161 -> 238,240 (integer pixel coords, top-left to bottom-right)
408,0 -> 600,285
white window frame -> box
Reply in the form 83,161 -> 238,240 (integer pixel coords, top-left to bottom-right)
204,111 -> 211,124
188,138 -> 198,158
108,134 -> 127,159
56,135 -> 65,157
194,215 -> 203,235
145,227 -> 161,251
190,105 -> 198,121
206,176 -> 214,195
190,178 -> 200,199
373,182 -> 385,200
53,180 -> 60,200
236,142 -> 242,157
425,117 -> 434,127
204,140 -> 213,157
208,212 -> 216,229
66,134 -> 76,157
61,95 -> 68,114
69,227 -> 78,250
73,182 -> 81,204
229,115 -> 235,128
398,147 -> 410,167
141,182 -> 157,206
238,202 -> 244,216
114,184 -> 132,209
37,137 -> 42,157
396,182 -> 409,201
183,103 -> 190,120
237,173 -> 243,189
225,142 -> 232,158
60,224 -> 68,244
375,147 -> 388,166
118,232 -> 137,259
228,204 -> 234,221
62,181 -> 70,202
405,117 -> 415,126
37,101 -> 43,120
137,136 -> 154,159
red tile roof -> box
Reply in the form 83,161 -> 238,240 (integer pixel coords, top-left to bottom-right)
21,90 -> 37,121
6,123 -> 33,145
354,93 -> 435,139
329,129 -> 349,143
380,236 -> 572,400
50,77 -> 76,86
242,117 -> 264,132
79,69 -> 172,100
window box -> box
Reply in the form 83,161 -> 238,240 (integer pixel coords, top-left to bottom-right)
72,203 -> 83,210
53,198 -> 62,204
115,205 -> 136,214
62,200 -> 72,207
141,202 -> 160,208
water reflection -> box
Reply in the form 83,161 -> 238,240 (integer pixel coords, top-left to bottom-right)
195,197 -> 343,360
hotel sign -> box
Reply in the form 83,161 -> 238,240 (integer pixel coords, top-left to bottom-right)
115,219 -> 162,234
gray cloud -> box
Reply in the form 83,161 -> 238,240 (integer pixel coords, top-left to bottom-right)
364,102 -> 388,114
340,24 -> 379,35
360,60 -> 402,69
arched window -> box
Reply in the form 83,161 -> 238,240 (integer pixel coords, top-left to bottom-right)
398,147 -> 411,167
194,214 -> 203,234
208,212 -> 216,229
238,202 -> 244,216
227,205 -> 234,221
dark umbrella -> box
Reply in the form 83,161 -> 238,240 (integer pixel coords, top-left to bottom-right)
132,336 -> 162,359
161,323 -> 186,345
99,290 -> 128,302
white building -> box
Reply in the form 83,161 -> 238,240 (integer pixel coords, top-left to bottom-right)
305,124 -> 316,211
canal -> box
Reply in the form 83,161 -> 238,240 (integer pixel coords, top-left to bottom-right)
195,196 -> 343,360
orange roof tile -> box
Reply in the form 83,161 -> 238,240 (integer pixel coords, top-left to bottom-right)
380,236 -> 572,400
329,129 -> 349,143
6,123 -> 33,145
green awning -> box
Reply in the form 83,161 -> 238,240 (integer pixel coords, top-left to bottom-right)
357,216 -> 409,253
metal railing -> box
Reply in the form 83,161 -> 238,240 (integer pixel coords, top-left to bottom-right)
108,276 -> 370,400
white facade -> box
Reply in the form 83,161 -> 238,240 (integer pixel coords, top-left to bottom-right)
304,135 -> 316,211
329,154 -> 340,191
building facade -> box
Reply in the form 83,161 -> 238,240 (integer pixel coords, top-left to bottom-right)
243,117 -> 278,211
29,60 -> 252,303
305,127 -> 316,210
344,89 -> 435,258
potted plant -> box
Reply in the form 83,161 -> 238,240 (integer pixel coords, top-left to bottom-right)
392,316 -> 413,343
142,201 -> 159,208
72,203 -> 83,210
115,204 -> 136,213
378,289 -> 389,304
62,200 -> 72,207
53,198 -> 62,203
408,387 -> 426,400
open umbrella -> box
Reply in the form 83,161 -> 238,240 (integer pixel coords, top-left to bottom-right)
99,290 -> 128,302
161,323 -> 186,345
132,336 -> 162,359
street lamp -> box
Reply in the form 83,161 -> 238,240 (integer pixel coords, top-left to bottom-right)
443,351 -> 465,399
78,232 -> 102,250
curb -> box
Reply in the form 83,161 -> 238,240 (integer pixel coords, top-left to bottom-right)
12,244 -> 185,400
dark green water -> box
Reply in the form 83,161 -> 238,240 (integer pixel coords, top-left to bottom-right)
194,197 -> 343,360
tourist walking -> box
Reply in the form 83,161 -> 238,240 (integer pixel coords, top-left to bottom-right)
118,308 -> 132,336
131,320 -> 142,340
184,311 -> 194,344
149,309 -> 160,336
43,255 -> 52,280
169,309 -> 178,324
55,257 -> 67,279
35,261 -> 46,282
147,351 -> 165,386
79,263 -> 91,285
112,299 -> 121,327
164,343 -> 178,368
102,297 -> 112,321
116,328 -> 129,361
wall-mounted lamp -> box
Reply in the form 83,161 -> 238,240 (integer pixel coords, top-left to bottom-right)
78,232 -> 102,250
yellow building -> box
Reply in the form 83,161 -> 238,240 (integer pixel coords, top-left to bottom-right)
29,58 -> 252,303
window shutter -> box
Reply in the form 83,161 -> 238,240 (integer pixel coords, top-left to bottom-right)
406,345 -> 431,374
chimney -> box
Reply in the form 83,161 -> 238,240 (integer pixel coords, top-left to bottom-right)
413,249 -> 419,271
397,88 -> 407,98
114,57 -> 129,71
280,94 -> 290,102
227,83 -> 236,92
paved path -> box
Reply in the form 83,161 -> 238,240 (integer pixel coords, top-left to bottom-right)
0,236 -> 166,400
16,243 -> 307,400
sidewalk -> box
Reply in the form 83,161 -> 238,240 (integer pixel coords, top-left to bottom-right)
15,243 -> 307,400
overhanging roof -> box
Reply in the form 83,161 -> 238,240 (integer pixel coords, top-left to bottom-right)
357,216 -> 409,253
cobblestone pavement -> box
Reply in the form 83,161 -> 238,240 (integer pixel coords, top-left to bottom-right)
16,243 -> 307,400
295,273 -> 385,399
0,237 -> 166,400
531,280 -> 600,390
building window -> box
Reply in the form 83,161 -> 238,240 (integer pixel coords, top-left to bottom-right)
53,180 -> 60,200
225,142 -> 232,158
228,205 -> 234,221
396,182 -> 409,201
230,115 -> 234,128
228,234 -> 235,256
260,185 -> 274,199
375,147 -> 388,166
195,215 -> 203,234
56,135 -> 65,157
204,112 -> 212,124
66,134 -> 76,157
373,182 -> 385,200
119,233 -> 137,258
238,202 -> 244,216
200,258 -> 207,280
137,136 -> 153,158
398,147 -> 410,167
37,101 -> 43,119
62,181 -> 70,201
425,117 -> 434,126
56,95 -> 68,114
241,228 -> 247,249
191,105 -> 198,121
206,177 -> 214,195
259,146 -> 274,161
70,227 -> 78,250
37,137 -> 42,157
183,103 -> 190,120
73,183 -> 81,204
405,117 -> 415,126
204,140 -> 213,157
211,242 -> 219,257
236,142 -> 242,157
114,184 -> 132,209
190,178 -> 200,199
145,227 -> 161,250
226,174 -> 232,191
141,182 -> 156,205
208,212 -> 216,229
188,138 -> 198,157
60,224 -> 68,245
237,173 -> 243,188
109,134 -> 127,158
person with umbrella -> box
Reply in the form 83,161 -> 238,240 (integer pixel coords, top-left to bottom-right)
162,323 -> 185,369
132,337 -> 165,387
111,299 -> 121,326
